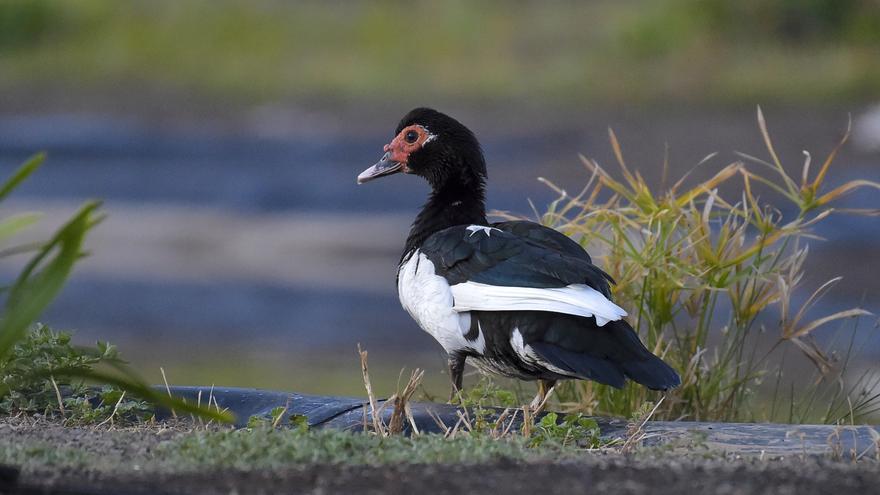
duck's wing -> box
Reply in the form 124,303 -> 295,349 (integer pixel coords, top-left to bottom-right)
419,224 -> 624,325
491,220 -> 593,263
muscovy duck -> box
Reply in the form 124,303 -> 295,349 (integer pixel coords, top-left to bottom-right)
358,108 -> 680,406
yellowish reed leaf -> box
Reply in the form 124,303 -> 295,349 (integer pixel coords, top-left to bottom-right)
745,295 -> 776,321
788,309 -> 872,340
715,224 -> 734,261
702,189 -> 716,225
578,153 -> 597,172
579,155 -> 633,202
799,209 -> 833,228
778,275 -> 791,324
789,276 -> 843,332
816,180 -> 880,206
739,169 -> 766,226
812,116 -> 851,192
834,208 -> 880,216
756,106 -> 798,195
740,167 -> 798,203
608,128 -> 637,187
676,163 -> 740,207
669,152 -> 719,197
789,336 -> 833,375
720,229 -> 785,268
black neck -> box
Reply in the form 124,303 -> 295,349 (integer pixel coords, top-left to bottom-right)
402,181 -> 487,261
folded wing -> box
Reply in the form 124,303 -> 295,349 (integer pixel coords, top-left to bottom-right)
420,223 -> 624,326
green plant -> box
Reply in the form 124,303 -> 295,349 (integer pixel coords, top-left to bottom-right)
497,109 -> 879,423
0,153 -> 231,424
0,324 -> 152,422
530,412 -> 602,448
246,406 -> 307,430
0,153 -> 100,364
452,376 -> 519,409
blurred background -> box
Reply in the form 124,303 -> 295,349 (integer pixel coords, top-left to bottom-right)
0,0 -> 878,396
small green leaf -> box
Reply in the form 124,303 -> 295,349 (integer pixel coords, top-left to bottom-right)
0,152 -> 45,202
0,213 -> 41,245
0,202 -> 101,360
290,414 -> 309,431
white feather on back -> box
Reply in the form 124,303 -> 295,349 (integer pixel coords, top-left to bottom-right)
450,281 -> 626,326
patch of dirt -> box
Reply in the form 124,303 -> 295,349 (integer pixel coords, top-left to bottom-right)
10,457 -> 880,495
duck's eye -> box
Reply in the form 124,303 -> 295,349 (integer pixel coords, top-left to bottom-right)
404,130 -> 419,144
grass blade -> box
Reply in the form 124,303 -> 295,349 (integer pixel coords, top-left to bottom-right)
0,153 -> 45,202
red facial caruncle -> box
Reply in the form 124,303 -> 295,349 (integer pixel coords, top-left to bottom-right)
357,123 -> 436,184
384,124 -> 434,172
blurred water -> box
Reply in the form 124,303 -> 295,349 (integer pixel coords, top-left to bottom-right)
0,108 -> 878,387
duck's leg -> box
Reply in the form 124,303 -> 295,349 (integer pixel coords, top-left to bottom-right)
529,379 -> 557,413
448,353 -> 466,402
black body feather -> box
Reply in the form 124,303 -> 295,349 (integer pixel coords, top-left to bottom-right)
462,311 -> 680,391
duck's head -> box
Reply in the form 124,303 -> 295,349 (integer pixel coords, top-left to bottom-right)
357,108 -> 487,190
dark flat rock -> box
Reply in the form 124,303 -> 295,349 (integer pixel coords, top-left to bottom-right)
162,386 -> 879,457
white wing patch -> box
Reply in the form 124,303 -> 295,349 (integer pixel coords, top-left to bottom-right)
466,225 -> 500,236
398,251 -> 485,354
450,282 -> 627,326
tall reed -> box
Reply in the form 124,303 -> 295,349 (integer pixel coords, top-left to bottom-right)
497,109 -> 879,422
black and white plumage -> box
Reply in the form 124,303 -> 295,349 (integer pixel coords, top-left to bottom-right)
358,108 -> 680,402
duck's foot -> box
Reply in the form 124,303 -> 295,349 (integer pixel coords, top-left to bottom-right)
448,387 -> 461,404
528,379 -> 557,414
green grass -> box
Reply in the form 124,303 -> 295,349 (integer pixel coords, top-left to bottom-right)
160,429 -> 575,468
0,0 -> 878,104
0,440 -> 96,472
0,384 -> 610,473
0,427 -> 584,474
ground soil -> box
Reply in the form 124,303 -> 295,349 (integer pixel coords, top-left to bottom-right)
2,419 -> 879,495
10,456 -> 880,495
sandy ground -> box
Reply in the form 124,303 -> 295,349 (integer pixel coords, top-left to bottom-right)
2,419 -> 879,495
